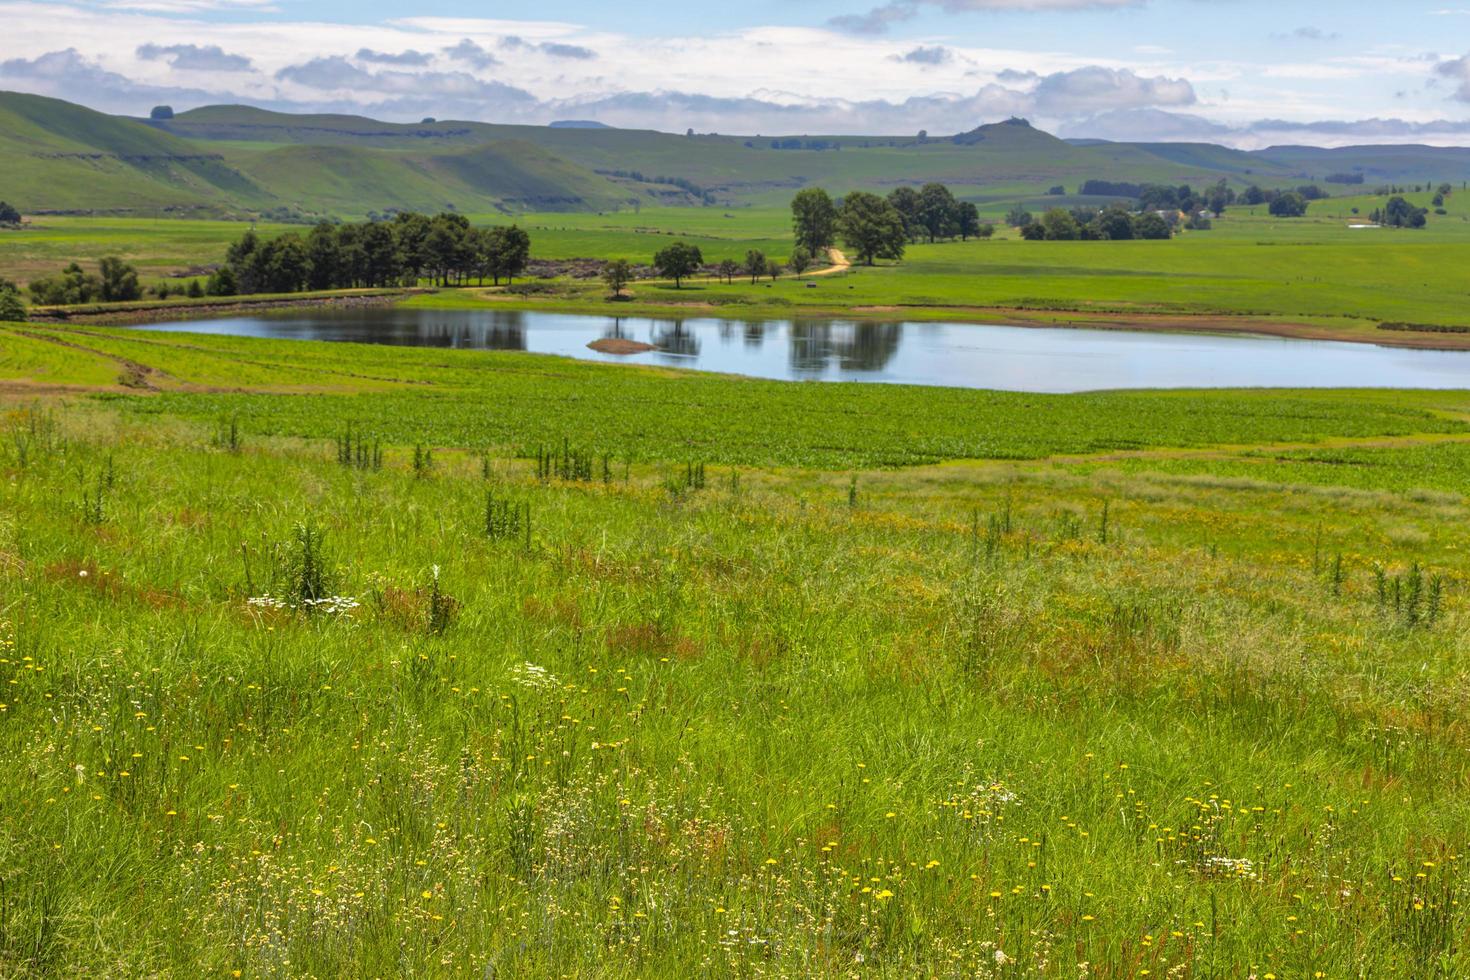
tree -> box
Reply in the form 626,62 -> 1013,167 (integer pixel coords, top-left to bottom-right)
1382,196 -> 1428,229
1047,185 -> 1066,196
208,265 -> 237,297
1135,213 -> 1172,239
394,212 -> 433,284
1204,179 -> 1233,217
887,187 -> 923,241
956,202 -> 981,241
790,188 -> 837,253
717,258 -> 739,284
0,201 -> 20,226
1041,208 -> 1080,241
977,223 -> 995,240
601,259 -> 632,298
28,262 -> 101,305
653,242 -> 703,288
1268,193 -> 1308,218
1019,223 -> 1046,241
1004,205 -> 1033,228
210,265 -> 238,296
305,222 -> 343,291
485,225 -> 531,285
150,105 -> 174,120
186,278 -> 205,298
96,257 -> 141,302
765,258 -> 782,281
1241,185 -> 1266,206
743,249 -> 767,284
0,277 -> 25,322
787,246 -> 813,278
838,192 -> 907,266
917,182 -> 958,242
1096,206 -> 1135,241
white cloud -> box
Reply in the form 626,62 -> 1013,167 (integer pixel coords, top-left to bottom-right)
1438,54 -> 1470,101
832,0 -> 1144,35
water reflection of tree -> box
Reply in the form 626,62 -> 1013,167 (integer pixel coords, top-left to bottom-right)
650,319 -> 701,357
410,310 -> 527,350
788,320 -> 902,374
602,317 -> 631,340
742,321 -> 767,349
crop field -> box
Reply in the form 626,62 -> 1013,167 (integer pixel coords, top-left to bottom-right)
4,326 -> 1470,975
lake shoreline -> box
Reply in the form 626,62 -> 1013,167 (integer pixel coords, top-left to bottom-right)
400,291 -> 1470,353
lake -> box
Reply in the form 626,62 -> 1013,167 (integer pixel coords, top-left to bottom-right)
132,308 -> 1470,393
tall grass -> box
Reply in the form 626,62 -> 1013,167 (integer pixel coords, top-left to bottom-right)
1,403 -> 1468,976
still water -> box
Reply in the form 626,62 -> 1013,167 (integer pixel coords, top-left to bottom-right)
133,308 -> 1470,393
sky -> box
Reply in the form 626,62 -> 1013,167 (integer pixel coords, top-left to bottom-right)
1,0 -> 1468,147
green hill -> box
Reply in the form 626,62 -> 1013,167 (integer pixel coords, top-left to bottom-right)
0,91 -> 268,213
1251,144 -> 1470,183
4,91 -> 1468,218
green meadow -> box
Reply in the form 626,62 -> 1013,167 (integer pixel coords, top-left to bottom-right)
4,326 -> 1470,976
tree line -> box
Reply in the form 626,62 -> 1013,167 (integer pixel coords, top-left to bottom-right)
27,257 -> 143,305
215,213 -> 531,296
789,184 -> 996,267
1008,206 -> 1175,240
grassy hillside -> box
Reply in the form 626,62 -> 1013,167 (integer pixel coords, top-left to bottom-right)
1256,143 -> 1470,182
0,92 -> 268,213
160,109 -> 1302,205
226,140 -> 631,216
7,91 -> 1469,219
4,332 -> 1470,975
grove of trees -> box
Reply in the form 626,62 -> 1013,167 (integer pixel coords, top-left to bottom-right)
217,213 -> 532,296
1372,196 -> 1429,229
28,257 -> 143,305
1016,205 -> 1174,241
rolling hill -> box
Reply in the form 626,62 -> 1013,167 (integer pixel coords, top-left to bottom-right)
2,90 -> 1468,219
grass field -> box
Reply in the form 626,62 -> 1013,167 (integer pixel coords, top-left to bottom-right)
4,326 -> 1470,975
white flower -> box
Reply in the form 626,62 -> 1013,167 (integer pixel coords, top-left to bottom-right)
511,662 -> 558,689
994,949 -> 1011,966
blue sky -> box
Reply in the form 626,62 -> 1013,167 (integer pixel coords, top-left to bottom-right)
1,0 -> 1467,145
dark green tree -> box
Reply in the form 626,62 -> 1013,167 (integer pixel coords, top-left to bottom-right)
98,256 -> 142,302
838,191 -> 907,265
653,241 -> 704,287
743,249 -> 767,284
886,186 -> 923,241
0,201 -> 20,226
1136,212 -> 1173,239
790,188 -> 838,253
601,258 -> 632,298
0,277 -> 25,321
956,202 -> 981,241
917,182 -> 959,242
1268,193 -> 1308,218
787,246 -> 813,278
1041,208 -> 1080,241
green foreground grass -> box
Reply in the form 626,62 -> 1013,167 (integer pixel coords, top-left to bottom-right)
4,331 -> 1470,974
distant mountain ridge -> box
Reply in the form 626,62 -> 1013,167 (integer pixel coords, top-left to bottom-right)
2,90 -> 1467,218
